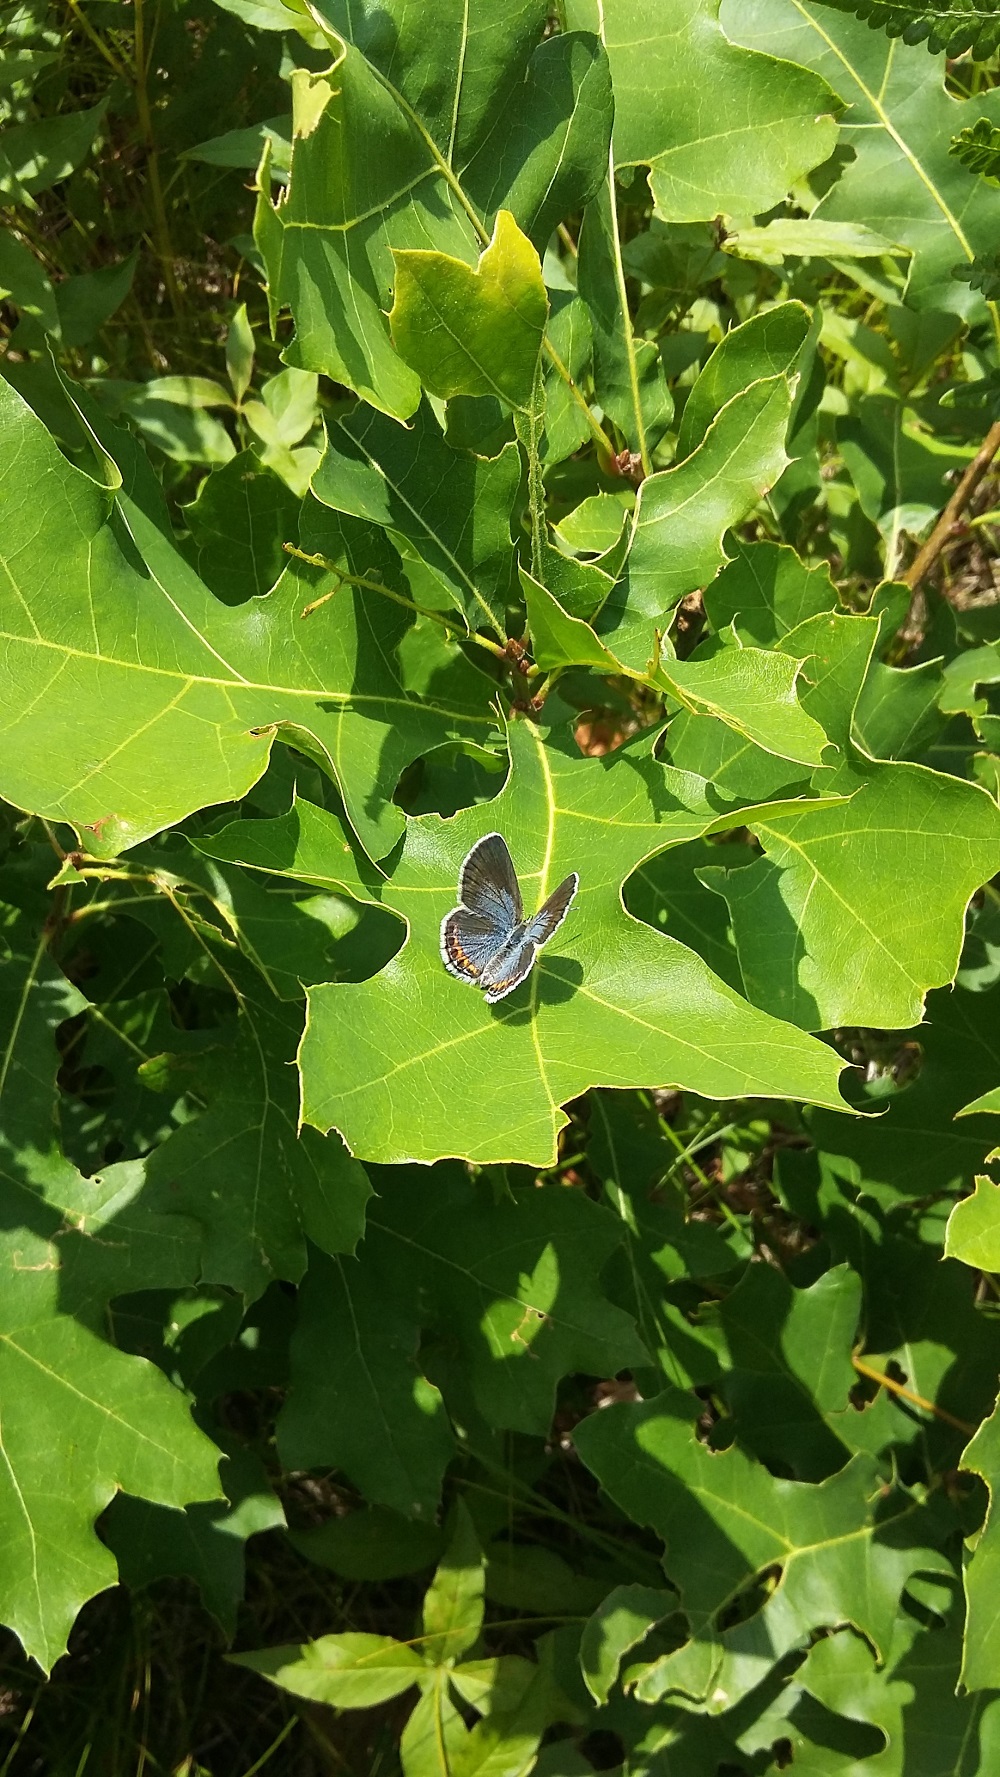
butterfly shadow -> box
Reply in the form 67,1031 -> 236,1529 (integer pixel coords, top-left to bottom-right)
497,956 -> 583,1022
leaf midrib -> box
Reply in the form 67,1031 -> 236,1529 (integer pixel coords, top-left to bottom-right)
789,0 -> 975,265
0,630 -> 491,722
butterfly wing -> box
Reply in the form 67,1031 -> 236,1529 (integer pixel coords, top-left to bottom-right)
440,908 -> 503,986
480,874 -> 580,1005
523,872 -> 579,947
458,832 -> 522,931
481,933 -> 538,1005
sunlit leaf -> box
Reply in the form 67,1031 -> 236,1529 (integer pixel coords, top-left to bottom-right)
566,0 -> 841,221
200,714 -> 849,1166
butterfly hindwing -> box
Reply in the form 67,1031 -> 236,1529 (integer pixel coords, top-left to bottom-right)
480,936 -> 539,1005
441,909 -> 502,985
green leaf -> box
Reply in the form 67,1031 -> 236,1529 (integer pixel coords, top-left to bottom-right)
201,715 -> 849,1166
254,43 -> 467,420
0,910 -> 222,1665
960,1397 -> 1000,1690
456,1651 -> 578,1772
312,402 -> 519,634
0,231 -> 58,332
853,655 -> 945,761
104,1446 -> 284,1636
0,99 -> 107,199
808,978 -> 1000,1200
400,1674 -> 469,1777
226,302 -> 255,402
390,211 -> 548,411
703,538 -> 839,648
232,1632 -> 427,1706
183,116 -> 292,175
55,251 -> 139,349
588,1089 -> 739,1315
540,292 -> 595,465
708,761 -> 1000,1029
0,1234 -> 224,1669
245,366 -> 317,447
838,393 -> 973,534
0,380 -> 496,861
623,841 -> 752,994
207,0 -> 324,37
574,1388 -> 952,1711
580,1584 -> 677,1704
711,1261 -> 863,1479
960,1083 -> 1000,1115
779,609 -> 881,753
277,1247 -> 454,1517
676,302 -> 813,459
554,491 -> 634,556
319,0 -> 548,166
958,246 -> 1000,299
182,448 -> 301,604
727,0 -> 1000,315
0,972 -> 220,1686
660,644 -> 829,768
171,837 -> 378,1002
565,0 -> 841,221
811,0 -> 1000,58
722,217 -> 906,263
113,386 -> 236,468
440,1711 -> 543,1777
777,1611 -> 998,1777
459,29 -> 614,252
124,375 -> 234,411
945,1175 -> 1000,1270
778,1154 -> 1000,1460
421,1503 -> 485,1663
523,574 -> 830,768
290,1507 -> 443,1581
601,374 -> 795,671
665,713 -> 810,805
141,968 -> 372,1299
576,179 -> 673,460
0,897 -> 201,1303
364,1166 -> 648,1435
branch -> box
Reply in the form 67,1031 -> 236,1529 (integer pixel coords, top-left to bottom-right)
851,1352 -> 976,1435
902,416 -> 1000,595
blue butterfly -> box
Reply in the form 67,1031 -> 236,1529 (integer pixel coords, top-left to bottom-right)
440,832 -> 579,1006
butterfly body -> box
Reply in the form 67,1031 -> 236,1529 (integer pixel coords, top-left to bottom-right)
441,833 -> 578,1005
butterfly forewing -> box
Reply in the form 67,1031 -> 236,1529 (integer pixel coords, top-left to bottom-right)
458,832 -> 522,933
524,872 -> 579,947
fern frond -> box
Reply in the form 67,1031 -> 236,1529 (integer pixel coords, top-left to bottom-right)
956,248 -> 1000,299
951,118 -> 1000,182
813,0 -> 1000,59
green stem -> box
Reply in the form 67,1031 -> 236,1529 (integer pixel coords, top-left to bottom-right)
133,0 -> 181,316
283,544 -> 509,662
516,363 -> 548,585
603,146 -> 651,477
64,0 -> 130,82
460,1466 -> 655,1572
542,334 -> 613,455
